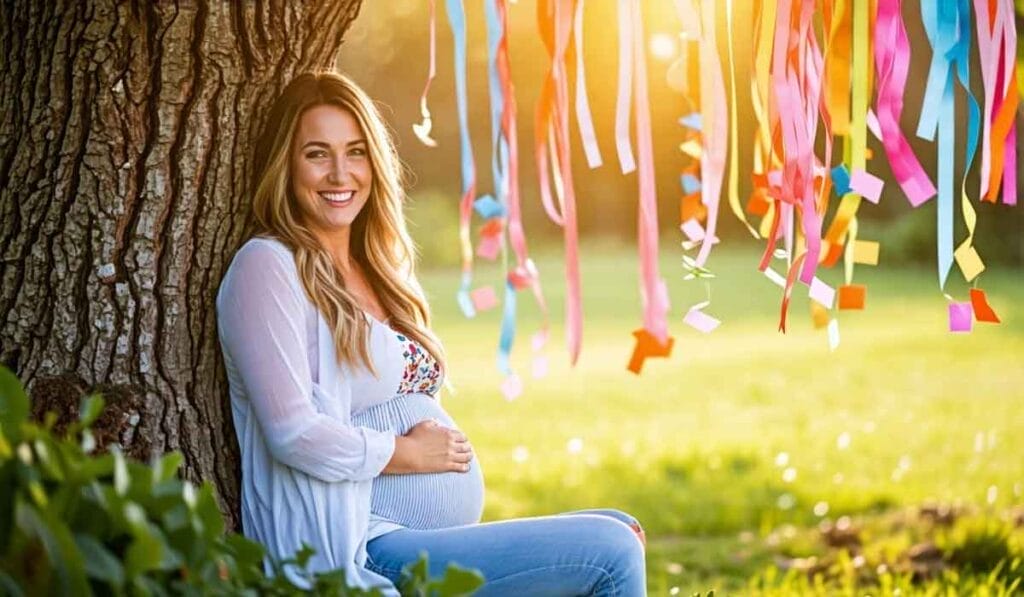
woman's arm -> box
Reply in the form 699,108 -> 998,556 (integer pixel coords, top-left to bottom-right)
217,241 -> 394,483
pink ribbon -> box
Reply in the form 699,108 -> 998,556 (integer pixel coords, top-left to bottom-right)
874,0 -> 936,206
535,0 -> 582,364
614,0 -> 635,174
629,0 -> 669,343
573,0 -> 602,169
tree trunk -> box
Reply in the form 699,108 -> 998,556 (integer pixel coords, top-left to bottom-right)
0,0 -> 363,529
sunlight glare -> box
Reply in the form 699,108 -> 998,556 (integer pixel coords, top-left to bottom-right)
649,33 -> 677,61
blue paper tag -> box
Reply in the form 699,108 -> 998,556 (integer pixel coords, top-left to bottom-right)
831,165 -> 851,196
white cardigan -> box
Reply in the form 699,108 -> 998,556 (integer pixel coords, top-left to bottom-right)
216,237 -> 406,594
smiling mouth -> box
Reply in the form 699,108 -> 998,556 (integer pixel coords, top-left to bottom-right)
319,190 -> 355,205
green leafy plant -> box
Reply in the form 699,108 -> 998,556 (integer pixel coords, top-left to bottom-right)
0,366 -> 484,596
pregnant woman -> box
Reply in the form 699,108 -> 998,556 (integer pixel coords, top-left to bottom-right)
217,71 -> 646,595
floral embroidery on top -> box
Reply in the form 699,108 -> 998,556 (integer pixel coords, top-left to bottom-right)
395,332 -> 442,396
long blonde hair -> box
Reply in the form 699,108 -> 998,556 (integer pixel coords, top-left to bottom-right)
247,71 -> 445,376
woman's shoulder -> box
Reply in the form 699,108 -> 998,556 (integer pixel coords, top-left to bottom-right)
220,236 -> 300,295
236,235 -> 294,260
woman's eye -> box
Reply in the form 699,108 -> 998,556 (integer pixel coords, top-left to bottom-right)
305,150 -> 327,159
349,147 -> 366,157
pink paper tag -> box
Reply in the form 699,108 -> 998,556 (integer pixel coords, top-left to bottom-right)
531,355 -> 548,378
849,169 -> 884,203
476,235 -> 502,260
949,302 -> 973,333
470,286 -> 499,312
500,373 -> 523,401
531,330 -> 548,352
808,277 -> 836,309
681,218 -> 706,242
683,307 -> 720,334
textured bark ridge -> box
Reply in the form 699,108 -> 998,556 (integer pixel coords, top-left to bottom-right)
0,0 -> 363,528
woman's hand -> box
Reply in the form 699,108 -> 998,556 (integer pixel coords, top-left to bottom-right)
383,419 -> 474,474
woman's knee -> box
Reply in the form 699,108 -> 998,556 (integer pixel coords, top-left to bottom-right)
581,515 -> 646,565
579,509 -> 646,548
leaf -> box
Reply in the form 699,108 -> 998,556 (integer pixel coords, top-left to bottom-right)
70,394 -> 105,435
428,563 -> 485,596
193,484 -> 224,538
151,452 -> 182,484
113,448 -> 129,496
398,551 -> 430,595
74,533 -> 125,587
16,502 -> 91,595
0,571 -> 25,597
0,366 -> 29,444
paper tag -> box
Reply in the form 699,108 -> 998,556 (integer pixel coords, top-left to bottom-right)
852,240 -> 880,265
683,307 -> 720,334
679,139 -> 703,159
948,302 -> 973,333
809,277 -> 836,309
969,288 -> 1000,323
810,302 -> 830,329
473,195 -> 506,219
953,244 -> 985,282
849,169 -> 884,203
680,173 -> 701,194
831,165 -> 852,195
678,113 -> 702,130
470,286 -> 499,312
827,319 -> 840,351
838,284 -> 866,310
500,373 -> 523,401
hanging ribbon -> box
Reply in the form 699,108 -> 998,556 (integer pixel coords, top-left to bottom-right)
822,0 -> 870,280
724,0 -> 758,239
948,0 -> 982,283
413,0 -> 439,147
692,0 -> 727,270
873,0 -> 936,206
614,0 -> 636,174
629,0 -> 672,366
573,0 -> 603,169
982,0 -> 1018,204
445,0 -> 483,318
916,2 -> 967,290
489,0 -> 552,396
536,0 -> 582,365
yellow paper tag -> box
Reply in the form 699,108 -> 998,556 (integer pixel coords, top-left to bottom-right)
810,302 -> 830,329
954,244 -> 985,282
852,240 -> 879,265
679,139 -> 703,159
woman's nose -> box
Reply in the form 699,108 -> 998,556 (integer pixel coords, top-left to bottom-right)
327,156 -> 350,184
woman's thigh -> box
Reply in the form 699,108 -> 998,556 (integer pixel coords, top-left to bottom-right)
365,511 -> 646,596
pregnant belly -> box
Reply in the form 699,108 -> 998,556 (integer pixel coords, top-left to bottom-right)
352,393 -> 485,529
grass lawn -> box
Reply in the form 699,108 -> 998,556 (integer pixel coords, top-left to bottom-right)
417,239 -> 1024,595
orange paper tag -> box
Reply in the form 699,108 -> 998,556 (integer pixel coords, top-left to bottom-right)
627,329 -> 674,374
680,193 -> 707,223
969,288 -> 1000,323
838,284 -> 866,310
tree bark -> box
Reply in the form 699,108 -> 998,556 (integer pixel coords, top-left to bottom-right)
0,0 -> 363,529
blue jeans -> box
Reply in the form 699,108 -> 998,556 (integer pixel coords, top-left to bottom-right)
365,509 -> 646,596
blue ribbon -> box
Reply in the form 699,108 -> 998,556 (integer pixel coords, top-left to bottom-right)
918,1 -> 976,289
446,0 -> 479,315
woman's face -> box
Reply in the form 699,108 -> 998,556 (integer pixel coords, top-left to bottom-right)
290,104 -> 373,240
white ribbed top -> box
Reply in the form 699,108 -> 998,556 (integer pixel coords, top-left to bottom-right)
354,393 -> 485,537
